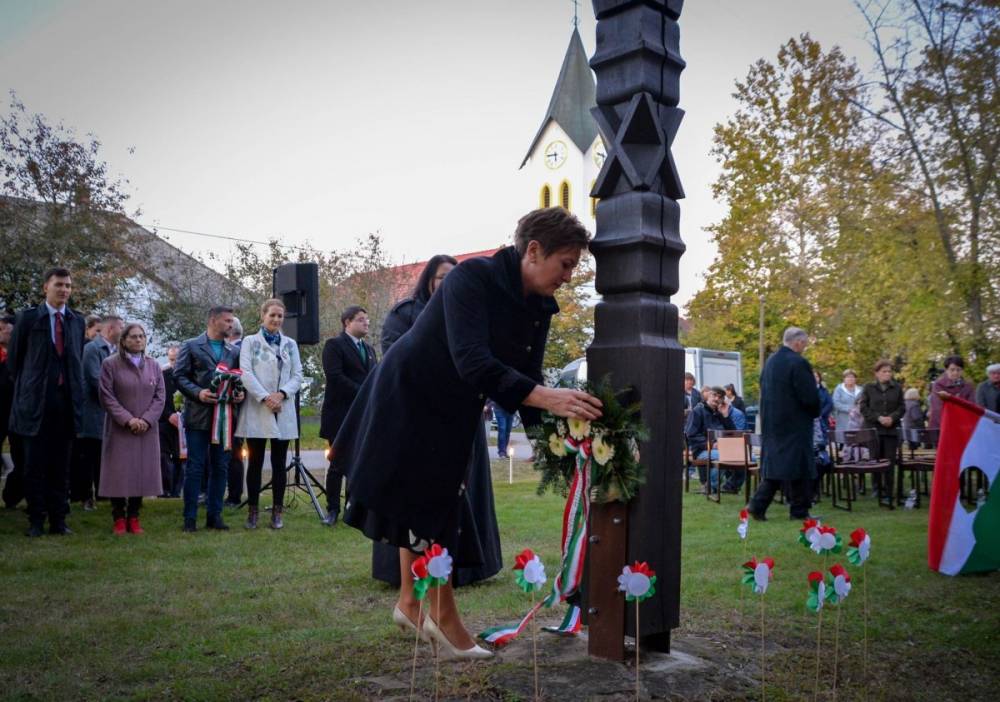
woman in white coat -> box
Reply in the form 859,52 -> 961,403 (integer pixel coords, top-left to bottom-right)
832,369 -> 862,433
236,298 -> 303,529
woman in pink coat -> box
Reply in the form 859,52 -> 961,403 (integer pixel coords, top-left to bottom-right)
98,322 -> 166,535
928,354 -> 976,430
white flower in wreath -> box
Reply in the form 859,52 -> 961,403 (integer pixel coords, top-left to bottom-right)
592,435 -> 615,466
567,417 -> 591,441
548,433 -> 567,457
556,420 -> 567,438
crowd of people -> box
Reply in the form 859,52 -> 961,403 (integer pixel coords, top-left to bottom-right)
683,329 -> 1000,514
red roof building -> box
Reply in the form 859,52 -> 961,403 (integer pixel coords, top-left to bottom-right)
388,247 -> 501,302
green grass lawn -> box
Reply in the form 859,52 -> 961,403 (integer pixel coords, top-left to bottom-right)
0,462 -> 996,701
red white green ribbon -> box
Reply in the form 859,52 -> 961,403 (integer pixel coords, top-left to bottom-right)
209,363 -> 243,452
480,436 -> 592,646
847,528 -> 871,565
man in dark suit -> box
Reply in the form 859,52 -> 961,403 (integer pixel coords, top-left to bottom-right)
320,305 -> 377,525
746,327 -> 820,521
73,314 -> 123,510
174,306 -> 244,532
7,268 -> 87,536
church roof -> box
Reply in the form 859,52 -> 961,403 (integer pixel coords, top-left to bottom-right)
520,28 -> 598,169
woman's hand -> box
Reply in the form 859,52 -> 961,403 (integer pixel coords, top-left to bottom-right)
525,386 -> 603,421
264,392 -> 284,411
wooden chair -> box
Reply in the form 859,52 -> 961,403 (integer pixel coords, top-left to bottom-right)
828,429 -> 893,511
707,429 -> 757,503
898,428 -> 938,508
683,436 -> 707,494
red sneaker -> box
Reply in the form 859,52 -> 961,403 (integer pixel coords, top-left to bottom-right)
127,517 -> 144,535
113,518 -> 126,536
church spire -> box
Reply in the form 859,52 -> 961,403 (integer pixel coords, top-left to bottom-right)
519,28 -> 598,169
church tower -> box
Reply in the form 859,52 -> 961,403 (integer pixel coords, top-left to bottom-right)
520,28 -> 605,229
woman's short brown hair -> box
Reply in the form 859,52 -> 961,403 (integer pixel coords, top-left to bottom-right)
873,359 -> 893,373
260,298 -> 286,318
514,208 -> 590,256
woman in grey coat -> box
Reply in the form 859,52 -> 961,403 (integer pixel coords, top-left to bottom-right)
832,369 -> 862,432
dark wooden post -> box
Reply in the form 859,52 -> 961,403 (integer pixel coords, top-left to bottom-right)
584,0 -> 686,660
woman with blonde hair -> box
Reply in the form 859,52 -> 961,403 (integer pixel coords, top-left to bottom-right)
235,298 -> 304,529
832,369 -> 862,432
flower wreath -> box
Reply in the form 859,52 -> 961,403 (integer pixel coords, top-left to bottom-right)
529,377 -> 649,504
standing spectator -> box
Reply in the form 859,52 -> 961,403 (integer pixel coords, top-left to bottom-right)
928,355 -> 976,429
746,327 -> 820,521
859,359 -> 905,506
224,317 -> 245,507
84,314 -> 102,343
724,384 -> 745,413
492,401 -> 516,458
319,305 -> 377,525
976,363 -> 1000,413
832,369 -> 862,432
159,343 -> 183,497
683,386 -> 735,493
0,314 -> 24,509
98,323 -> 165,535
174,306 -> 244,532
75,315 -> 123,511
810,370 -> 834,502
236,299 -> 303,530
814,370 -> 834,444
683,372 -> 700,414
7,268 -> 86,536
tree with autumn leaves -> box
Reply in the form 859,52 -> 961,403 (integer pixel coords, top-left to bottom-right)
685,1 -> 997,397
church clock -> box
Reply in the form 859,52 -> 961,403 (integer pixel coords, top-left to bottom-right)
592,138 -> 607,168
544,140 -> 568,169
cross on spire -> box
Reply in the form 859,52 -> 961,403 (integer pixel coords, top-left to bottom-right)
571,0 -> 580,28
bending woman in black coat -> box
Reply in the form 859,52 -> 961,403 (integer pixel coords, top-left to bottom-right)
371,253 -> 505,589
335,209 -> 602,658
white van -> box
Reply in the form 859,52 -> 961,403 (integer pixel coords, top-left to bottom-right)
558,348 -> 743,396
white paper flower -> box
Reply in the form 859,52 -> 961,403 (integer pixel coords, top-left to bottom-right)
737,521 -> 748,540
567,417 -> 591,440
811,531 -> 837,555
858,535 -> 871,563
753,563 -> 771,594
523,556 -> 547,586
617,566 -> 652,598
815,580 -> 826,610
833,574 -> 851,600
592,435 -> 615,466
548,433 -> 567,457
427,548 -> 453,580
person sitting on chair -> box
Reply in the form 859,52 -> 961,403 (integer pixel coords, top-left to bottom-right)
684,386 -> 735,494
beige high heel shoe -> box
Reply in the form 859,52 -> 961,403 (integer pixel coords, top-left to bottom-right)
393,605 -> 430,642
423,616 -> 493,660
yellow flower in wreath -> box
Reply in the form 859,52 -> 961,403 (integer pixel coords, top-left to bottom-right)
567,417 -> 591,440
592,434 -> 615,466
548,433 -> 567,457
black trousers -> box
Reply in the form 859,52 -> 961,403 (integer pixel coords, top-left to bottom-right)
71,437 -> 101,503
748,477 -> 811,519
226,436 -> 244,502
876,432 -> 899,503
245,438 -> 289,507
23,395 -> 74,527
110,496 -> 142,519
325,441 -> 343,514
2,432 -> 26,508
158,421 -> 179,496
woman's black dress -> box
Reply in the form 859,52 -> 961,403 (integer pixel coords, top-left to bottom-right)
370,296 -> 503,587
336,247 -> 555,573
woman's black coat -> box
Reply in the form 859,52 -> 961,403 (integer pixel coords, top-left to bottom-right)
759,345 -> 821,481
337,246 -> 555,544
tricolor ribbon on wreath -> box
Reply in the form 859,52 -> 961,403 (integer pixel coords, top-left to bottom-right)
480,433 -> 592,646
209,363 -> 244,452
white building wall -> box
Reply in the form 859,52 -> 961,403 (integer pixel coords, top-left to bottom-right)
521,121 -> 602,234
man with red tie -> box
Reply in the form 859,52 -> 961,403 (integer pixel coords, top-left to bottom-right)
7,268 -> 86,536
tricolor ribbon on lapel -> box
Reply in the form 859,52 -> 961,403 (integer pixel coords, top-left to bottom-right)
480,435 -> 592,647
209,363 -> 244,452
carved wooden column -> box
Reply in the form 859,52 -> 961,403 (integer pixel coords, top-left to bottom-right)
584,0 -> 686,660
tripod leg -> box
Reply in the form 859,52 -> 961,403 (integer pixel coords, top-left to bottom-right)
295,459 -> 326,521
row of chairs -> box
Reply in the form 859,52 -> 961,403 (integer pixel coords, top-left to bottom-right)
684,427 -> 959,512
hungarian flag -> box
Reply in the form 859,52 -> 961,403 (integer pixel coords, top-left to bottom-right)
928,394 -> 1000,575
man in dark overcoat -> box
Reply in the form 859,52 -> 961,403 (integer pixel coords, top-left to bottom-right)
746,326 -> 820,521
174,306 -> 243,532
320,305 -> 377,524
158,343 -> 182,497
74,314 -> 122,510
7,268 -> 86,536
0,314 -> 24,508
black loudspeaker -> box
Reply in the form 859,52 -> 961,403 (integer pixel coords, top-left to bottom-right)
273,262 -> 320,345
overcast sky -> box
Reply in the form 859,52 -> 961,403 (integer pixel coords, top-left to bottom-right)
0,0 -> 873,310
